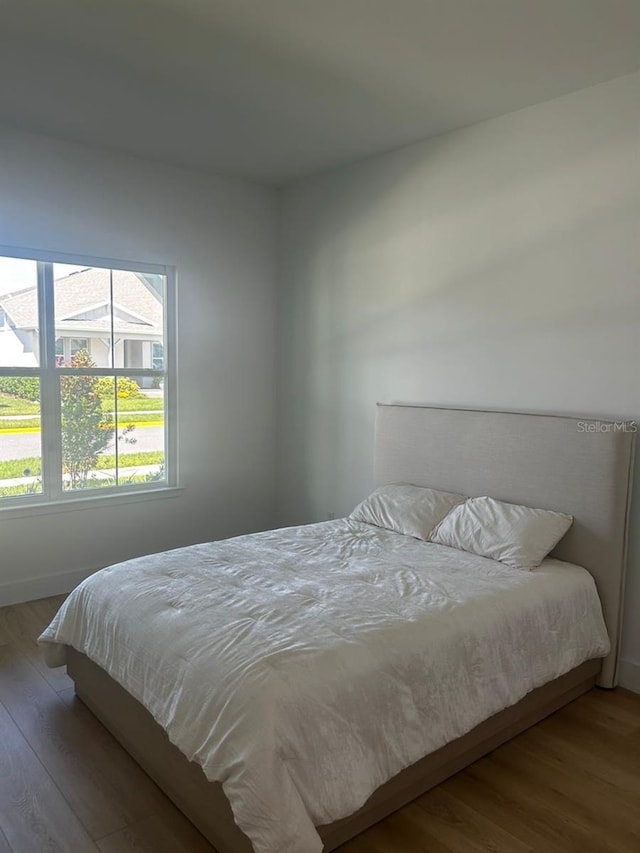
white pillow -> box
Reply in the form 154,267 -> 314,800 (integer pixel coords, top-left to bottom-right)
350,484 -> 466,541
430,496 -> 573,570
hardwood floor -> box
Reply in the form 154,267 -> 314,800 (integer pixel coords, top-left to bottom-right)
0,596 -> 638,853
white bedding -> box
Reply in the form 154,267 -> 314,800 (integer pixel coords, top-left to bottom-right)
39,519 -> 610,853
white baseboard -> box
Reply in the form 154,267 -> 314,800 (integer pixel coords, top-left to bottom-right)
618,659 -> 640,694
0,567 -> 96,607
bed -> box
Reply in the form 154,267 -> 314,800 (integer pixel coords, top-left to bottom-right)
39,404 -> 636,853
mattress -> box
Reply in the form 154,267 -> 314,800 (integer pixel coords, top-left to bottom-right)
39,519 -> 610,853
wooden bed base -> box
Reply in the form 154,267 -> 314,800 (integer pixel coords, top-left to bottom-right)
67,649 -> 600,852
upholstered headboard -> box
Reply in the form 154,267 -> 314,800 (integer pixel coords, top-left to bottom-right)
374,404 -> 636,688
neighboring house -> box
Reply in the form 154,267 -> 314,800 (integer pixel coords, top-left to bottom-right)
0,267 -> 164,375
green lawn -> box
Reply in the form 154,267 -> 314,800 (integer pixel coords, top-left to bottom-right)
95,450 -> 164,470
98,412 -> 164,425
102,397 -> 164,413
0,394 -> 162,419
0,451 -> 164,480
0,419 -> 41,431
0,396 -> 163,430
0,456 -> 42,478
0,484 -> 43,499
0,414 -> 163,431
0,393 -> 40,416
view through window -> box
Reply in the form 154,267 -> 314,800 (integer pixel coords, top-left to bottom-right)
0,253 -> 173,505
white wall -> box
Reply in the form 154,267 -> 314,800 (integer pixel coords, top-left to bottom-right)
0,127 -> 278,603
277,73 -> 640,688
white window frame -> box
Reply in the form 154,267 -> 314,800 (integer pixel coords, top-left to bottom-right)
0,245 -> 178,513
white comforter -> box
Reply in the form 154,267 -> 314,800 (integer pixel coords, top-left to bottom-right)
39,520 -> 609,853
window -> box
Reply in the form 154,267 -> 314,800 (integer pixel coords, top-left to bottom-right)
124,339 -> 143,368
55,336 -> 90,363
152,342 -> 164,371
0,249 -> 176,507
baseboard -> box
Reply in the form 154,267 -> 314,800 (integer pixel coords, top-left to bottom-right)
618,659 -> 640,694
0,567 -> 96,607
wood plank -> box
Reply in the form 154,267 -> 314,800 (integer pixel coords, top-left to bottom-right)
95,803 -> 215,853
489,740 -> 640,851
0,828 -> 12,853
0,647 -> 166,840
415,785 -> 532,853
576,687 -> 640,735
0,699 -> 98,853
0,599 -> 72,692
468,750 -> 625,853
518,716 -> 640,797
336,829 -> 388,853
514,726 -> 640,817
439,769 -> 572,853
58,686 -> 76,704
553,700 -> 640,752
344,802 -> 456,853
32,594 -> 68,615
0,599 -> 59,645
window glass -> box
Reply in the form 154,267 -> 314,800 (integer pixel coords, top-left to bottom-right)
0,378 -> 43,499
110,375 -> 165,486
70,338 -> 89,359
152,342 -> 164,370
0,257 -> 40,367
0,253 -> 172,506
60,373 -> 115,492
54,265 -> 114,369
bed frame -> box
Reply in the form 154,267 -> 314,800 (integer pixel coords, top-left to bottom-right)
66,405 -> 636,852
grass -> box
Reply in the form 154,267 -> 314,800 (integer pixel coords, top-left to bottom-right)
0,456 -> 42,478
0,393 -> 40,416
0,484 -> 43,499
101,412 -> 164,425
96,450 -> 164,470
0,419 -> 41,431
0,412 -> 163,431
0,451 -> 164,480
0,393 -> 162,427
104,397 -> 164,412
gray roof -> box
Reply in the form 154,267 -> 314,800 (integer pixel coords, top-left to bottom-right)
55,318 -> 161,336
0,268 -> 163,332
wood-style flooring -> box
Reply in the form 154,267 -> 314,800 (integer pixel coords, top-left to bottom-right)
0,595 -> 639,852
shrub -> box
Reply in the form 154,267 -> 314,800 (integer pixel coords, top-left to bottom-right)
61,350 -> 114,489
95,376 -> 142,400
0,376 -> 40,401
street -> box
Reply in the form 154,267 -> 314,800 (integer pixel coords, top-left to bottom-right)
0,425 -> 165,461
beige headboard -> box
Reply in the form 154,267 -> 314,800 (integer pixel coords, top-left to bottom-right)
374,404 -> 636,688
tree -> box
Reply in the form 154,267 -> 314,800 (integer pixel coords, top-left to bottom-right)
60,350 -> 114,489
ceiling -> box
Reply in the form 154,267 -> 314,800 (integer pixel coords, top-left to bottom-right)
0,0 -> 638,184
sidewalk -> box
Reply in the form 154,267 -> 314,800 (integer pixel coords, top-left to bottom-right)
0,464 -> 162,488
0,414 -> 38,420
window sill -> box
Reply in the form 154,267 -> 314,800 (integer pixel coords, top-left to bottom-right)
0,486 -> 184,520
